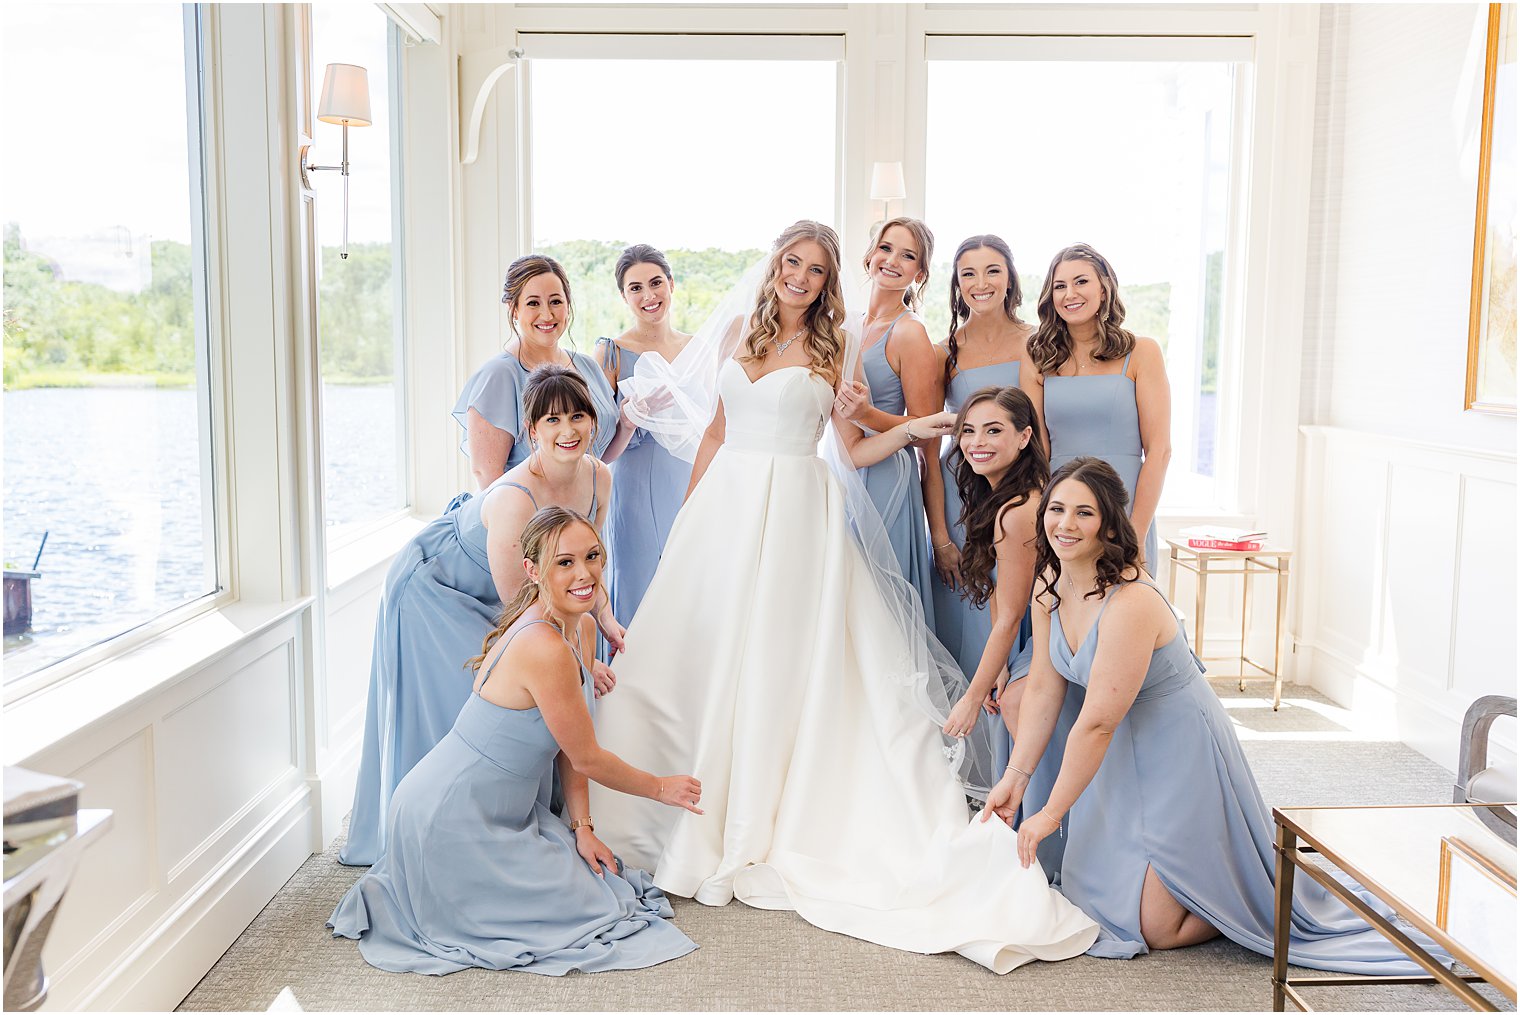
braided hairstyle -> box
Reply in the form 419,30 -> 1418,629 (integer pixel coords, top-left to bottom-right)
944,234 -> 1023,387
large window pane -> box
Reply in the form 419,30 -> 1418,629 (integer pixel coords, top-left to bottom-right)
526,56 -> 838,348
312,5 -> 407,537
926,57 -> 1239,509
2,4 -> 215,682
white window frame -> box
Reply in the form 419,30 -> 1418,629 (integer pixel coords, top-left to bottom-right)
921,31 -> 1257,517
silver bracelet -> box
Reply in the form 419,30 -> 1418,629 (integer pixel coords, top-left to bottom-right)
903,422 -> 919,443
1005,762 -> 1033,780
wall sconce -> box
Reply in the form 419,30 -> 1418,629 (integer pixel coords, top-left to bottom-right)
869,161 -> 907,223
300,63 -> 372,259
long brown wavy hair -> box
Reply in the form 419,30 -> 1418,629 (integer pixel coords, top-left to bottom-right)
951,386 -> 1049,606
1033,457 -> 1141,612
737,221 -> 848,387
944,234 -> 1024,386
502,254 -> 575,339
862,217 -> 934,311
467,506 -> 602,671
1027,243 -> 1135,377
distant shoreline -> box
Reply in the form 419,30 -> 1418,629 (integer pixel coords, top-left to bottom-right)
5,372 -> 393,391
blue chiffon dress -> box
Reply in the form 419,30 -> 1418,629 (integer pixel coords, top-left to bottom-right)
329,618 -> 696,976
932,359 -> 1022,679
340,476 -> 599,867
858,315 -> 937,627
1052,580 -> 1445,973
597,339 -> 694,628
1043,351 -> 1158,570
452,350 -> 620,473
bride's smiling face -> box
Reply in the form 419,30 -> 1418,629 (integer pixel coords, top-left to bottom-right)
773,240 -> 829,311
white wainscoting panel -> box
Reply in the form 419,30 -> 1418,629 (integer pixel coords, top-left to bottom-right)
1299,426 -> 1517,772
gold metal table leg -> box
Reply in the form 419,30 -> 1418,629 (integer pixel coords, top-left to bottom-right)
1273,821 -> 1296,1011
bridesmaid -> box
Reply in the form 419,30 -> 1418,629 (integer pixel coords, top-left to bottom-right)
833,218 -> 942,624
929,235 -> 1033,682
330,506 -> 704,975
341,366 -> 622,866
596,245 -> 695,628
983,458 -> 1446,974
454,254 -> 620,490
941,386 -> 1064,880
1019,243 -> 1169,573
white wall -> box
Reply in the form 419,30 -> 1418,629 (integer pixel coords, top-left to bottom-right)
1298,4 -> 1516,772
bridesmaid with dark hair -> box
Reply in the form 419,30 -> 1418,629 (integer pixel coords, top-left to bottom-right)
597,244 -> 695,627
1019,243 -> 1170,573
833,217 -> 943,623
929,235 -> 1034,683
454,254 -> 620,491
982,457 -> 1447,975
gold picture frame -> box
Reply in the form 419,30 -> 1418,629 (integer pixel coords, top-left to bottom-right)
1466,4 -> 1517,415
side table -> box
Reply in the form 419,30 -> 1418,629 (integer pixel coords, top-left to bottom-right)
1165,539 -> 1292,710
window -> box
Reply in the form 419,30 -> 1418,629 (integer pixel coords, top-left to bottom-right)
2,4 -> 216,682
523,39 -> 841,350
311,4 -> 408,538
924,40 -> 1247,509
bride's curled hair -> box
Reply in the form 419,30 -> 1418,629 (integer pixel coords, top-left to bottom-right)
952,386 -> 1049,607
466,506 -> 602,670
1033,457 -> 1141,611
739,220 -> 848,387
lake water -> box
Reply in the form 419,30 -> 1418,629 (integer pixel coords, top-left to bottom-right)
4,385 -> 399,679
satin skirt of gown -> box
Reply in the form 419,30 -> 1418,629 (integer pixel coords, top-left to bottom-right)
330,623 -> 695,975
1054,582 -> 1449,974
590,361 -> 1099,973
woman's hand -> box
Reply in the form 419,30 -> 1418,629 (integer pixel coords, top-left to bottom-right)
656,775 -> 704,814
597,605 -> 627,656
986,666 -> 1011,715
979,770 -> 1029,828
1016,810 -> 1060,869
834,380 -> 870,421
575,827 -> 617,877
912,409 -> 958,436
933,540 -> 962,589
591,659 -> 617,699
941,693 -> 982,739
625,386 -> 676,423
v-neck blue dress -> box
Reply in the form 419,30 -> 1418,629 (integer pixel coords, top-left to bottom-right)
1050,581 -> 1447,973
330,617 -> 695,975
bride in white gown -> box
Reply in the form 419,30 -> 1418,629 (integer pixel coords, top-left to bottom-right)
589,221 -> 1098,973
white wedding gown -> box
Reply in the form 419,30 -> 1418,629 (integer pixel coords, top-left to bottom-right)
590,360 -> 1099,973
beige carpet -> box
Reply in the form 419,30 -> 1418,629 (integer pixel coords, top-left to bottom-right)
178,683 -> 1515,1012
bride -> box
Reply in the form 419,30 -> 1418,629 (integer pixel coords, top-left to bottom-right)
589,221 -> 1098,973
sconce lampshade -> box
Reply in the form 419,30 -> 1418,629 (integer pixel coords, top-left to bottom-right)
869,161 -> 907,202
318,63 -> 372,126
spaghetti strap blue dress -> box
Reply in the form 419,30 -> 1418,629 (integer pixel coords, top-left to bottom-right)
858,314 -> 937,627
330,617 -> 696,976
452,350 -> 619,473
597,339 -> 694,628
1052,581 -> 1447,973
340,475 -> 600,866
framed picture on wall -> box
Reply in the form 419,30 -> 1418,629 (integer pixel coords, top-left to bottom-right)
1467,3 -> 1517,415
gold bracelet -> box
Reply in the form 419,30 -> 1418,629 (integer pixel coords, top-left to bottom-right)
569,816 -> 594,832
935,540 -> 953,551
1041,808 -> 1061,826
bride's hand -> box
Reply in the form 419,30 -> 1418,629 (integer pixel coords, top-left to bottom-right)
912,409 -> 957,436
656,775 -> 704,814
591,659 -> 617,699
941,693 -> 982,739
574,827 -> 617,877
834,380 -> 870,421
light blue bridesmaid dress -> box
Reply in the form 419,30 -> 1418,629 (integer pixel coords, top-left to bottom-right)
858,314 -> 937,627
934,358 -> 1069,880
931,359 -> 1020,679
329,617 -> 696,975
452,350 -> 620,472
1052,580 -> 1446,973
1043,351 -> 1158,570
340,475 -> 599,866
597,339 -> 694,628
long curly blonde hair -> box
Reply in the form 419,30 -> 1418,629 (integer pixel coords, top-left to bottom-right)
737,220 -> 847,387
1027,243 -> 1136,377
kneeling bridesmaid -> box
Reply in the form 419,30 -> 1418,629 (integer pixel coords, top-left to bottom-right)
329,507 -> 703,976
984,458 -> 1446,973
